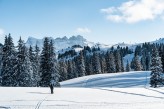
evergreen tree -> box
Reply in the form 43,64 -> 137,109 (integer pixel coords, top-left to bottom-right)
133,55 -> 142,71
76,51 -> 86,76
92,52 -> 101,74
126,60 -> 131,72
100,55 -> 106,73
14,37 -> 33,86
39,37 -> 51,86
1,34 -> 16,86
115,50 -> 122,72
106,52 -> 116,73
67,60 -> 74,79
59,60 -> 68,81
150,45 -> 163,88
49,40 -> 60,87
121,56 -> 124,72
146,52 -> 151,71
33,44 -> 40,86
85,56 -> 93,75
29,46 -> 36,86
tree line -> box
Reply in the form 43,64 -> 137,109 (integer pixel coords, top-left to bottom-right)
0,34 -> 60,87
0,34 -> 164,87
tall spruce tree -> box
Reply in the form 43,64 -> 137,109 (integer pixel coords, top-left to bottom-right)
39,37 -> 51,86
15,37 -> 33,86
40,38 -> 60,86
100,55 -> 106,73
106,51 -> 116,73
67,60 -> 74,79
150,45 -> 163,88
115,50 -> 122,72
92,52 -> 101,74
33,44 -> 40,86
49,40 -> 60,87
1,34 -> 16,86
76,51 -> 86,76
133,55 -> 142,71
126,60 -> 131,72
59,60 -> 68,81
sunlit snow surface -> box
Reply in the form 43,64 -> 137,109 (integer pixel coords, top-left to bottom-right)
1,71 -> 164,109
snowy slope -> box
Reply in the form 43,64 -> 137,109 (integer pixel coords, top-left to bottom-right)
61,71 -> 150,88
1,71 -> 164,109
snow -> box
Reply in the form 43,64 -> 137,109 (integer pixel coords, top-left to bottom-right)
25,35 -> 95,51
61,71 -> 150,88
123,53 -> 134,68
1,71 -> 164,109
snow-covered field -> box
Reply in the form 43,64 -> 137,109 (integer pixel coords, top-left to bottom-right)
1,71 -> 164,109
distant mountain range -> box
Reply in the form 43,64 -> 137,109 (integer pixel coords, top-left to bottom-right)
25,35 -> 134,51
26,35 -> 94,51
25,35 -> 164,51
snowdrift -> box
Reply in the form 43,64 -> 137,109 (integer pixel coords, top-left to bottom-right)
61,71 -> 151,88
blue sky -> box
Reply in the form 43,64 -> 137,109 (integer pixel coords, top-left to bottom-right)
0,0 -> 164,45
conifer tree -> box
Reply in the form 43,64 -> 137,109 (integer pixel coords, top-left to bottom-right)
100,55 -> 106,73
67,60 -> 74,79
150,45 -> 163,87
76,51 -> 86,76
115,50 -> 122,72
49,40 -> 60,87
133,55 -> 142,71
59,60 -> 68,81
39,37 -> 51,86
92,52 -> 101,74
33,44 -> 40,86
126,60 -> 131,72
14,37 -> 33,86
106,51 -> 116,73
1,34 -> 16,86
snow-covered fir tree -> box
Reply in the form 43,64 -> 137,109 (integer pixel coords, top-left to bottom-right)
106,51 -> 116,73
1,34 -> 16,86
14,37 -> 33,87
59,60 -> 68,81
121,57 -> 124,72
75,51 -> 86,77
39,37 -> 51,86
150,45 -> 163,88
126,60 -> 131,72
115,50 -> 122,72
49,40 -> 60,87
40,38 -> 60,87
33,44 -> 41,86
84,55 -> 93,75
29,46 -> 36,86
100,55 -> 106,73
133,55 -> 142,71
92,51 -> 101,74
67,60 -> 74,79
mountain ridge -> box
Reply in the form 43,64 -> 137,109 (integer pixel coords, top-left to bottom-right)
26,35 -> 164,51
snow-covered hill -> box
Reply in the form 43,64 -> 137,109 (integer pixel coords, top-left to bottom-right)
61,71 -> 150,88
1,71 -> 164,109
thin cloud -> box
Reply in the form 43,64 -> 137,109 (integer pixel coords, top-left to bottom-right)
101,0 -> 164,23
76,27 -> 91,33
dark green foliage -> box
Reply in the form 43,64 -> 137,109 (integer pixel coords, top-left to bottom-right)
150,45 -> 163,88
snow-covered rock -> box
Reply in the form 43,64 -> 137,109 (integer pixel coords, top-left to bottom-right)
26,35 -> 95,51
